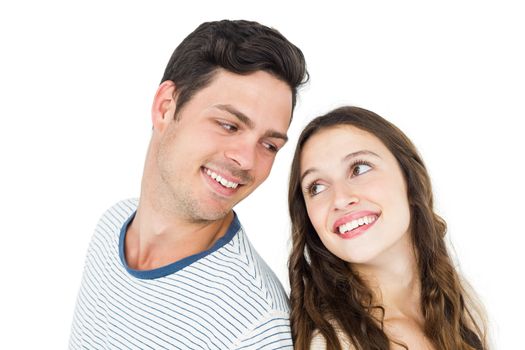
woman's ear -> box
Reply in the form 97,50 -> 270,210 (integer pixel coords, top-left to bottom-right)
151,80 -> 178,133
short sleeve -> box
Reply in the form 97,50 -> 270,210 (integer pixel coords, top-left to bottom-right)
234,311 -> 293,349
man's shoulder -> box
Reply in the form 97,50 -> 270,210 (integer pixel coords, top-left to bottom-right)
86,198 -> 137,253
209,225 -> 290,312
93,199 -> 137,234
202,225 -> 292,348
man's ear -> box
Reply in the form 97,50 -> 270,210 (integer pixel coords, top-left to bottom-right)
151,80 -> 177,132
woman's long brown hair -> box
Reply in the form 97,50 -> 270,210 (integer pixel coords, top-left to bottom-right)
288,106 -> 487,349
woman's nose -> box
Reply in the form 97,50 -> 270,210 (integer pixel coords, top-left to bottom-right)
332,183 -> 359,211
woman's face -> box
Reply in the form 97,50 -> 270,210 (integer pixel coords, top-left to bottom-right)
300,125 -> 412,265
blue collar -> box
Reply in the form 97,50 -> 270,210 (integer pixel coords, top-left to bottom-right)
119,212 -> 241,279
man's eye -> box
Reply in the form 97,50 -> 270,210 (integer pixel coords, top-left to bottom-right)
352,163 -> 372,176
262,142 -> 278,153
219,122 -> 238,132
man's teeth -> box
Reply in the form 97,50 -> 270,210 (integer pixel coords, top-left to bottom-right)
338,215 -> 377,234
205,169 -> 239,189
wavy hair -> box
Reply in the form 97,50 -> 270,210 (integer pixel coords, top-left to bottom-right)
288,106 -> 487,349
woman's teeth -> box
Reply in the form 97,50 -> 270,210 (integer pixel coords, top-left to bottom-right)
338,215 -> 377,234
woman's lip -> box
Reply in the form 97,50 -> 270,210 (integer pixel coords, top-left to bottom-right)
338,218 -> 378,240
332,210 -> 380,233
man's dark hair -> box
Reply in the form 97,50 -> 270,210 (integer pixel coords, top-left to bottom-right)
161,19 -> 308,116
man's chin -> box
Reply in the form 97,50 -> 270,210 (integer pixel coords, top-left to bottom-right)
186,204 -> 233,224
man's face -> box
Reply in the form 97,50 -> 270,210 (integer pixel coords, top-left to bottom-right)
154,69 -> 293,222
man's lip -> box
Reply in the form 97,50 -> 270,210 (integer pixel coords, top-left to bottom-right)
202,166 -> 245,185
332,210 -> 380,233
201,168 -> 240,197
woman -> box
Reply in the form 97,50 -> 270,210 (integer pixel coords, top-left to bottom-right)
288,106 -> 487,349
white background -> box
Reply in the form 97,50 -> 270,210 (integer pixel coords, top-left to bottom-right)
1,1 -> 523,348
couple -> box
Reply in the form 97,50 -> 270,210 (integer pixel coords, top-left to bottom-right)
70,20 -> 487,349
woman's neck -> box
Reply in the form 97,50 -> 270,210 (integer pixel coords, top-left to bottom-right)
353,234 -> 423,323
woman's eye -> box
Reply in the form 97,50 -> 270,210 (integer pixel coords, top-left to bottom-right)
352,164 -> 372,176
309,183 -> 327,196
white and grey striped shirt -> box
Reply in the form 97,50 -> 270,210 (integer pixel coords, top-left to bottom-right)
69,199 -> 292,349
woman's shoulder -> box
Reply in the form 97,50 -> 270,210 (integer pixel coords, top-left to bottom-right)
310,330 -> 328,349
310,328 -> 355,350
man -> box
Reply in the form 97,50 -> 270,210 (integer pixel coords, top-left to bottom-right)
69,20 -> 307,349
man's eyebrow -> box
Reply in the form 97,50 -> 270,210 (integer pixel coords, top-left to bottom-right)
300,150 -> 381,183
215,104 -> 254,128
215,104 -> 288,142
264,130 -> 288,143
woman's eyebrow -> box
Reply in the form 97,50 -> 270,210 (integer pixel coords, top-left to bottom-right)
300,167 -> 318,184
342,150 -> 381,162
300,150 -> 381,184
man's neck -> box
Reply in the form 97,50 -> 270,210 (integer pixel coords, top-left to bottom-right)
124,198 -> 234,271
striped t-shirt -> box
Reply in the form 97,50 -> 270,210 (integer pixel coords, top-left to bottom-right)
69,199 -> 293,349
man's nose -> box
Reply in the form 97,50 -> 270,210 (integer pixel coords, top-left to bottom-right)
224,139 -> 257,170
